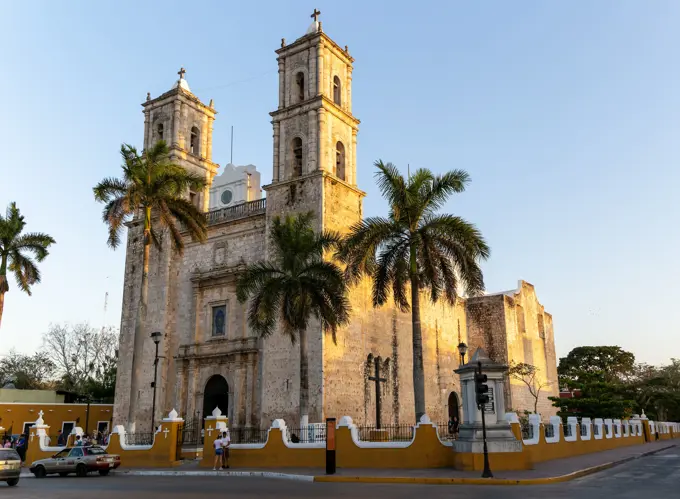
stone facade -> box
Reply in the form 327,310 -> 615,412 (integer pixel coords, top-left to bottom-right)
466,281 -> 559,417
113,18 -> 559,431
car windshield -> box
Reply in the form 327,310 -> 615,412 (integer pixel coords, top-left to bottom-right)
0,449 -> 20,461
86,447 -> 106,455
53,449 -> 70,458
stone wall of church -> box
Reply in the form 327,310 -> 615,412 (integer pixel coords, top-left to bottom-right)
465,282 -> 559,418
165,215 -> 267,423
260,176 -> 325,427
112,212 -> 267,428
323,279 -> 467,426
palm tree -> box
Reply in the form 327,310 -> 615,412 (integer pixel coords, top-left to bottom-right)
93,140 -> 208,427
0,203 -> 56,328
236,212 -> 350,427
338,160 -> 490,422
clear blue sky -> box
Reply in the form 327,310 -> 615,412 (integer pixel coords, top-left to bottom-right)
1,1 -> 678,366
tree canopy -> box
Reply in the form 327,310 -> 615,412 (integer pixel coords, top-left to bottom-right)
551,346 -> 680,421
557,346 -> 635,386
338,160 -> 489,421
0,202 -> 56,328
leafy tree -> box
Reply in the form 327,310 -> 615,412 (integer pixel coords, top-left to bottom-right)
508,362 -> 551,414
550,346 -> 636,419
236,212 -> 350,426
93,141 -> 208,422
0,350 -> 57,389
0,202 -> 56,328
338,161 -> 489,421
42,323 -> 117,398
628,360 -> 680,421
557,346 -> 635,386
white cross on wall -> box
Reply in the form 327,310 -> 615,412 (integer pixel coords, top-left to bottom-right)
163,428 -> 170,439
29,433 -> 35,442
207,426 -> 213,436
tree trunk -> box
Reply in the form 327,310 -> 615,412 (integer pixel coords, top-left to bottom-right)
127,211 -> 152,430
0,288 -> 5,330
0,256 -> 7,329
299,326 -> 309,428
410,247 -> 426,423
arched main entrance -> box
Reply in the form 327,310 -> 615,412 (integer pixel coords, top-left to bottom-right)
448,392 -> 460,422
203,375 -> 229,424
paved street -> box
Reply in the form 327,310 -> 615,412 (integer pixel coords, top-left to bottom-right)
3,448 -> 679,498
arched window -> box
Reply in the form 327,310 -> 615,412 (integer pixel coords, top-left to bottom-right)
295,72 -> 305,103
156,123 -> 164,141
333,76 -> 342,105
292,138 -> 303,177
190,126 -> 200,155
335,141 -> 345,180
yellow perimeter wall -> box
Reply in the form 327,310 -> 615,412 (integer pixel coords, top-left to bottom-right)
17,412 -> 678,472
199,420 -> 678,471
0,403 -> 114,436
26,420 -> 184,468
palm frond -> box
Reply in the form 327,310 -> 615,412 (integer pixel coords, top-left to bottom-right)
421,170 -> 470,214
374,160 -> 408,213
93,177 -> 129,203
8,232 -> 55,262
9,251 -> 40,295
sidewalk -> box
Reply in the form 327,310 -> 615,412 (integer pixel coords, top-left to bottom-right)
21,440 -> 677,485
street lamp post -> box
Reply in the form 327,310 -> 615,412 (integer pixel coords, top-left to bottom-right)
457,342 -> 468,366
150,331 -> 162,433
85,395 -> 92,436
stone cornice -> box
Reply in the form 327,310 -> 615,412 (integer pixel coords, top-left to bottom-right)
262,170 -> 366,198
276,31 -> 354,64
190,263 -> 245,286
175,336 -> 259,361
168,147 -> 219,174
269,95 -> 360,127
142,87 -> 216,116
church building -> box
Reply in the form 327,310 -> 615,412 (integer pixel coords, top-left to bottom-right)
113,13 -> 559,431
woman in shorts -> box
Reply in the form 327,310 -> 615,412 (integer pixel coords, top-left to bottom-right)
213,434 -> 223,470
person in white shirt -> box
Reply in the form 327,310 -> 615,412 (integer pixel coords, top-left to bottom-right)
212,435 -> 224,470
220,430 -> 231,469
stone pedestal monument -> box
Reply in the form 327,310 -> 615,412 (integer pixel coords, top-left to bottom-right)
453,348 -> 521,453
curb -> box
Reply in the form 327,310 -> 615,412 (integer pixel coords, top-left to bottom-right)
313,444 -> 678,486
123,470 -> 314,482
19,470 -> 314,482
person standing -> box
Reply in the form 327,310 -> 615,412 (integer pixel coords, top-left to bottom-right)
15,434 -> 26,464
212,434 -> 223,470
220,430 -> 231,469
451,416 -> 460,440
56,430 -> 66,447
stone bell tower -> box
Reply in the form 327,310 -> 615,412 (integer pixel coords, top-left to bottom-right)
114,69 -> 220,430
141,68 -> 219,210
266,9 -> 364,233
260,11 -> 365,426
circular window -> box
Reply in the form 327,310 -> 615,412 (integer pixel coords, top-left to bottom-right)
221,190 -> 233,205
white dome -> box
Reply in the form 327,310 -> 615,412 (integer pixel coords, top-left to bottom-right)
172,78 -> 191,92
306,21 -> 320,34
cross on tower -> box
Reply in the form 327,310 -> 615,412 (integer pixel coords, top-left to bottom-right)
368,356 -> 387,429
310,8 -> 321,22
178,67 -> 186,79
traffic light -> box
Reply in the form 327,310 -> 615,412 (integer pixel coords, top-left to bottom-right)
475,372 -> 489,407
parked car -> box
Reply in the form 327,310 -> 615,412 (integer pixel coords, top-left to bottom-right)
0,448 -> 21,486
30,446 -> 121,478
